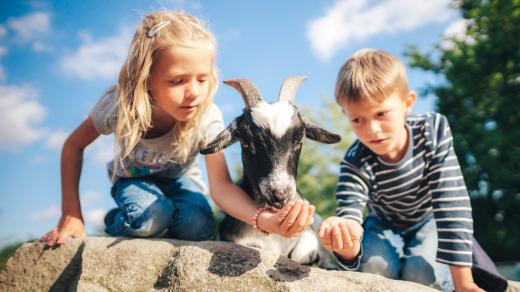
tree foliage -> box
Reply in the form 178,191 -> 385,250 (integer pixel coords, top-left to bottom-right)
406,0 -> 520,261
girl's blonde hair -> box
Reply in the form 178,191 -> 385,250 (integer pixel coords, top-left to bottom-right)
335,48 -> 408,105
112,11 -> 218,174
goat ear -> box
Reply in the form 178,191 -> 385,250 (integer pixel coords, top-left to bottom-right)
303,118 -> 342,144
200,117 -> 241,154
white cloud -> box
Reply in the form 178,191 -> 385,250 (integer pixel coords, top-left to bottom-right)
0,85 -> 47,150
7,12 -> 51,43
82,190 -> 102,207
60,28 -> 132,80
440,19 -> 476,50
307,0 -> 456,61
32,205 -> 60,221
84,208 -> 106,228
0,66 -> 5,82
0,46 -> 7,57
87,134 -> 114,164
45,129 -> 69,150
0,26 -> 6,38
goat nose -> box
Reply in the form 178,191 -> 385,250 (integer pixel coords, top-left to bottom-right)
272,186 -> 292,207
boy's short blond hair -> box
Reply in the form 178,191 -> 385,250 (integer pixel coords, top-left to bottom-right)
335,49 -> 409,105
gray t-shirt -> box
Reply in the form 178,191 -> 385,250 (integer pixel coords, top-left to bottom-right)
90,90 -> 225,187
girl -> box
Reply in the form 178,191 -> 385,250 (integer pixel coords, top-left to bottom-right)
41,11 -> 315,246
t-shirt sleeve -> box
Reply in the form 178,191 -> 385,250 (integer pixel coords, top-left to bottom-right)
90,90 -> 118,135
199,103 -> 225,147
336,150 -> 369,225
428,113 -> 473,267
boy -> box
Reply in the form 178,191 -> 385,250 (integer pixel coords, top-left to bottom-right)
318,49 -> 483,291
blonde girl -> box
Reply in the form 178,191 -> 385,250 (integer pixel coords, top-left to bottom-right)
41,11 -> 315,245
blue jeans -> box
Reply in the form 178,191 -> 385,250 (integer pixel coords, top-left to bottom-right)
104,175 -> 215,241
360,216 -> 454,291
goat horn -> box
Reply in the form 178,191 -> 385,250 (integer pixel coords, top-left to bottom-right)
223,79 -> 263,108
278,76 -> 308,104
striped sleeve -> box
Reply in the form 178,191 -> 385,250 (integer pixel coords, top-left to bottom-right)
428,114 -> 473,267
335,157 -> 369,224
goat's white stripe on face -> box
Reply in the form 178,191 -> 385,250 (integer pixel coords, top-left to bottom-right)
250,101 -> 294,138
259,165 -> 297,204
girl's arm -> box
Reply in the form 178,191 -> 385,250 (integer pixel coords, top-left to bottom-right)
40,117 -> 100,246
204,151 -> 314,236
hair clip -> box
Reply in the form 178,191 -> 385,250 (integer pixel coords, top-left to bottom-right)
147,21 -> 171,38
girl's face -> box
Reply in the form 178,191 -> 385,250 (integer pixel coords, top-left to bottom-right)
342,91 -> 416,163
149,44 -> 214,123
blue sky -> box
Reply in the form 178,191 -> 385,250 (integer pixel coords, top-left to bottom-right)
0,0 -> 465,247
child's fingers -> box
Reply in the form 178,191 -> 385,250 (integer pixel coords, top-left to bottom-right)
339,222 -> 353,249
40,230 -> 54,242
280,201 -> 303,232
277,201 -> 295,223
331,225 -> 344,251
346,221 -> 362,241
321,226 -> 333,250
286,201 -> 309,235
318,221 -> 328,238
43,229 -> 60,246
308,204 -> 315,217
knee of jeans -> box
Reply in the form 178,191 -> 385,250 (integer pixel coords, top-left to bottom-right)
360,256 -> 399,279
123,199 -> 173,237
401,256 -> 436,285
171,205 -> 215,241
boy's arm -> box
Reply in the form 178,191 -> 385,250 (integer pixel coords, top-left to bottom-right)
327,156 -> 369,270
41,117 -> 100,246
427,114 -> 479,289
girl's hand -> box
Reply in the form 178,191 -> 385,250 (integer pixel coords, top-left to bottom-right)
318,216 -> 363,261
257,200 -> 315,237
40,214 -> 85,247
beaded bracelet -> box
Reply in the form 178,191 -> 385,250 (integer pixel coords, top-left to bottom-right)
251,207 -> 269,234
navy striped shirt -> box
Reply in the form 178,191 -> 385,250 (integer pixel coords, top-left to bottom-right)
336,112 -> 473,266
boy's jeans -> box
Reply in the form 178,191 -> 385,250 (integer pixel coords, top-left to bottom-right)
360,216 -> 454,291
105,175 -> 215,241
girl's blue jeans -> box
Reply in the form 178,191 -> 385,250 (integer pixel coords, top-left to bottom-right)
104,175 -> 215,241
360,216 -> 454,291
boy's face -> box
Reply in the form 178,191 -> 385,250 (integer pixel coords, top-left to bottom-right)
342,91 -> 416,163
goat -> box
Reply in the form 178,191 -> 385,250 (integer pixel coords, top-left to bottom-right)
200,76 -> 341,265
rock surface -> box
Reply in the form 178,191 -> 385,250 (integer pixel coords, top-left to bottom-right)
0,237 -> 516,291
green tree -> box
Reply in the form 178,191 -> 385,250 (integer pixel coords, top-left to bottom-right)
297,100 -> 354,218
406,0 -> 520,261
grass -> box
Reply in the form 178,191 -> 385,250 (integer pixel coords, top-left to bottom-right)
0,242 -> 23,271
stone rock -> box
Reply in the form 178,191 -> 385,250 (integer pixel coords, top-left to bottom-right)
0,236 -> 509,291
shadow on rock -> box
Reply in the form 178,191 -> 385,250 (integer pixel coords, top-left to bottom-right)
207,243 -> 261,277
266,256 -> 310,282
49,242 -> 85,291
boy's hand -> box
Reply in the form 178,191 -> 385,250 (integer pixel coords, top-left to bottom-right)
40,214 -> 85,247
450,266 -> 484,292
257,200 -> 315,237
318,216 -> 363,262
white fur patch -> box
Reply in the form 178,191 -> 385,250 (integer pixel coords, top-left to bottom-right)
289,228 -> 320,264
250,101 -> 295,138
259,165 -> 297,202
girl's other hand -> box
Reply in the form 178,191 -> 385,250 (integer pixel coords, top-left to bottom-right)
40,214 -> 85,247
